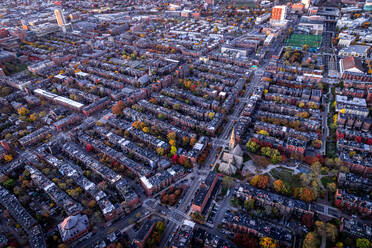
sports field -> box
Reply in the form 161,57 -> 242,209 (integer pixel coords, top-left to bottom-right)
285,34 -> 322,49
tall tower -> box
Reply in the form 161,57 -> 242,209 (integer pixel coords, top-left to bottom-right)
229,127 -> 236,151
54,9 -> 66,27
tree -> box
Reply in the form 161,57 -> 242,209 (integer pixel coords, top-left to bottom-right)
182,136 -> 190,146
169,139 -> 176,146
273,180 -> 285,194
234,233 -> 259,248
244,199 -> 255,211
142,127 -> 149,133
3,178 -> 15,190
17,107 -> 29,116
250,175 -> 268,189
325,223 -> 338,243
356,238 -> 371,248
259,237 -> 278,248
258,130 -> 269,136
88,200 -> 96,209
170,146 -> 177,156
167,131 -> 176,141
190,137 -> 197,147
246,139 -> 260,153
156,147 -> 164,156
302,232 -> 320,248
294,187 -> 316,202
4,154 -> 13,162
29,113 -> 38,122
222,176 -> 234,190
112,100 -> 125,115
86,144 -> 93,152
208,112 -> 215,120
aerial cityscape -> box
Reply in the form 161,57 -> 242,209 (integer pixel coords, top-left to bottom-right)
0,0 -> 371,248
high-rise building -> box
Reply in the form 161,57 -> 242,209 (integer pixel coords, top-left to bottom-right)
271,5 -> 287,22
302,0 -> 311,9
54,9 -> 66,27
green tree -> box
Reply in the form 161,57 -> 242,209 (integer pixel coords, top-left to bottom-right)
246,139 -> 260,153
356,238 -> 371,248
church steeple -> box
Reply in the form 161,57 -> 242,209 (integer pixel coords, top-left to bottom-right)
229,127 -> 236,150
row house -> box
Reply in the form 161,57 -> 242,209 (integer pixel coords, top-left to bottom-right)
235,184 -> 314,217
61,142 -> 122,184
335,87 -> 366,98
127,126 -> 170,152
286,137 -> 307,156
19,126 -> 51,147
42,155 -> 121,221
340,218 -> 372,240
235,116 -> 251,143
254,121 -> 318,142
122,107 -> 194,139
269,84 -> 303,97
339,151 -> 372,178
256,111 -> 321,132
336,128 -> 372,144
82,97 -> 110,117
223,212 -> 293,247
53,113 -> 81,131
26,165 -> 83,216
191,171 -> 219,213
153,93 -> 209,121
161,87 -> 213,110
264,93 -> 320,109
208,54 -> 253,68
342,71 -> 372,83
335,189 -> 372,216
94,126 -> 160,169
259,100 -> 322,121
61,142 -> 140,204
335,103 -> 369,117
34,88 -> 85,112
338,172 -> 372,193
344,79 -> 372,90
77,133 -> 151,178
138,99 -> 200,130
140,165 -> 185,196
337,138 -> 372,153
186,136 -> 209,164
337,113 -> 372,131
133,220 -> 156,248
0,186 -> 46,248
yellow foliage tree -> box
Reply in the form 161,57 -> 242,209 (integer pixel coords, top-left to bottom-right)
4,154 -> 13,162
17,107 -> 29,116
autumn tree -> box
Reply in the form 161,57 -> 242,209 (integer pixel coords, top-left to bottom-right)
325,223 -> 338,243
259,237 -> 278,248
112,100 -> 125,115
167,131 -> 176,141
18,107 -> 29,116
294,187 -> 316,202
250,175 -> 269,189
302,232 -> 320,248
234,233 -> 259,248
246,139 -> 260,153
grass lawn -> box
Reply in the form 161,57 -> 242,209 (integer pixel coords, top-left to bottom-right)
286,33 -> 322,49
270,167 -> 302,189
249,153 -> 271,168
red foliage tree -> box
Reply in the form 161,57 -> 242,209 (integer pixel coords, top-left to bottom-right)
86,144 -> 93,152
234,233 -> 259,248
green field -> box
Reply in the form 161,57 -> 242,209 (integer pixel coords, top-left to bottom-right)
286,33 -> 322,49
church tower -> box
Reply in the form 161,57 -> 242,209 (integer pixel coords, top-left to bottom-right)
229,127 -> 236,151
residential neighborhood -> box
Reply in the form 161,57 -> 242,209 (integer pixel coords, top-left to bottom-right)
0,0 -> 371,248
